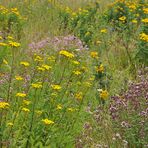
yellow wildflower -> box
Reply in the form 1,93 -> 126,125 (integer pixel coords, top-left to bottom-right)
75,92 -> 83,101
51,84 -> 62,90
22,107 -> 30,112
97,64 -> 104,73
9,41 -> 20,47
35,110 -> 43,115
100,29 -> 107,33
7,122 -> 13,126
73,70 -> 81,75
0,42 -> 7,46
132,20 -> 137,23
139,33 -> 148,42
59,50 -> 74,58
15,75 -> 23,81
34,55 -> 43,62
100,90 -> 109,100
90,51 -> 98,58
142,18 -> 148,23
41,64 -> 52,70
3,59 -> 8,65
16,93 -> 27,97
72,60 -> 80,65
143,8 -> 148,14
0,36 -> 3,40
7,36 -> 14,40
37,66 -> 45,71
20,61 -> 30,67
41,119 -> 54,125
56,104 -> 62,110
23,100 -> 31,106
119,16 -> 126,21
31,82 -> 42,89
0,102 -> 10,109
67,108 -> 75,112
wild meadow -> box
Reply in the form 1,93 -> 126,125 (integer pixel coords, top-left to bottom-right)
0,0 -> 148,147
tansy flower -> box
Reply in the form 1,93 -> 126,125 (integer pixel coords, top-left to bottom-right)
100,29 -> 107,33
90,51 -> 98,58
35,110 -> 43,115
139,33 -> 148,42
100,90 -> 109,100
15,75 -> 23,81
119,16 -> 126,22
75,92 -> 83,101
73,70 -> 82,75
96,64 -> 104,73
142,18 -> 148,23
37,66 -> 45,71
22,107 -> 30,112
143,8 -> 148,14
20,61 -> 30,67
0,102 -> 10,109
9,41 -> 20,47
41,64 -> 52,70
132,20 -> 137,23
41,119 -> 54,125
31,82 -> 42,89
7,122 -> 13,126
0,42 -> 7,46
56,104 -> 62,110
7,36 -> 14,40
59,50 -> 74,58
23,100 -> 31,105
67,108 -> 75,112
51,84 -> 61,90
72,60 -> 80,65
34,55 -> 43,62
16,93 -> 27,97
3,59 -> 8,65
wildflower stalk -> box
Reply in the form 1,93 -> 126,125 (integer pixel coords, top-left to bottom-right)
7,48 -> 15,102
25,89 -> 38,148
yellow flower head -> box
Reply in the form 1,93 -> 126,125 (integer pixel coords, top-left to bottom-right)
119,16 -> 126,21
9,41 -> 20,47
20,61 -> 30,67
0,102 -> 10,109
56,104 -> 62,110
31,82 -> 42,89
23,100 -> 31,105
59,50 -> 74,58
15,75 -> 23,81
142,18 -> 148,23
41,119 -> 54,125
22,107 -> 30,112
7,122 -> 13,126
51,84 -> 62,90
90,51 -> 99,58
96,64 -> 104,73
0,42 -> 7,46
100,90 -> 109,100
100,29 -> 107,33
139,33 -> 148,42
73,70 -> 82,75
75,92 -> 83,101
16,93 -> 27,97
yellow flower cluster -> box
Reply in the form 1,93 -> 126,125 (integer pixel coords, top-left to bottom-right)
16,93 -> 27,97
37,64 -> 52,71
139,33 -> 148,42
51,84 -> 62,90
96,64 -> 104,73
8,41 -> 20,47
75,92 -> 83,101
15,75 -> 23,81
119,16 -> 126,22
20,61 -> 30,67
22,107 -> 30,112
90,51 -> 99,59
31,82 -> 42,89
59,50 -> 74,58
41,119 -> 54,125
0,102 -> 10,109
100,90 -> 109,100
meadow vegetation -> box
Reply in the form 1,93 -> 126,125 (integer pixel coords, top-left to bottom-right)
0,0 -> 148,147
